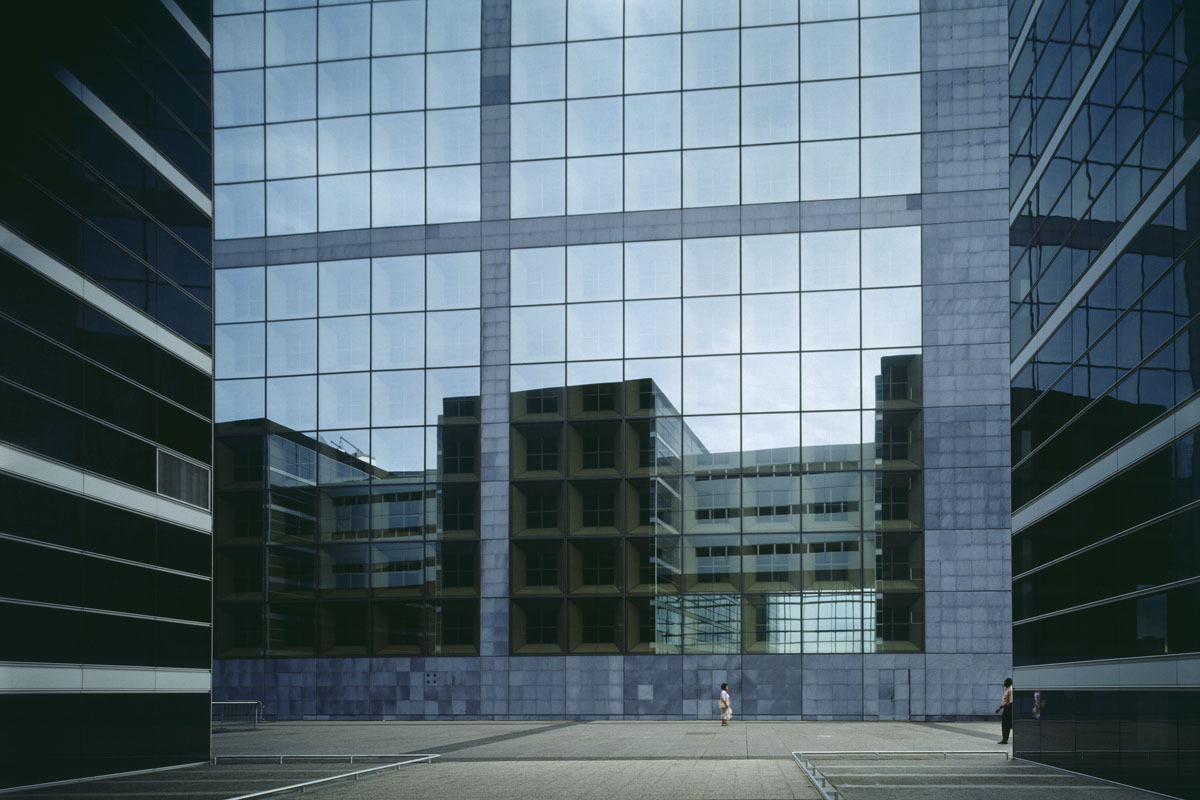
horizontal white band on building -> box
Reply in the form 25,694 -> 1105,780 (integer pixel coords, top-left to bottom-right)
0,662 -> 211,693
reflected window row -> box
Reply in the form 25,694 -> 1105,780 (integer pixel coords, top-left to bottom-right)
215,167 -> 480,239
510,0 -> 920,43
216,110 -> 480,184
510,16 -> 919,102
510,591 -> 924,654
215,56 -> 480,128
511,348 -> 922,415
511,232 -> 921,303
214,1 -> 482,71
510,290 -> 922,362
513,78 -> 919,161
511,138 -> 920,216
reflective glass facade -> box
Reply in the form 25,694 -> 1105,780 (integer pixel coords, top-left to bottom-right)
0,0 -> 213,790
212,0 -> 1011,722
1009,0 -> 1200,795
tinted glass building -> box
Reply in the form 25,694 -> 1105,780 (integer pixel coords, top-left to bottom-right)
212,0 -> 1012,721
1009,0 -> 1199,796
0,0 -> 214,790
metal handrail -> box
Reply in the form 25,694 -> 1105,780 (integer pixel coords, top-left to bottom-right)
790,752 -> 840,800
212,701 -> 263,729
219,754 -> 439,800
214,754 -> 438,765
790,749 -> 1011,800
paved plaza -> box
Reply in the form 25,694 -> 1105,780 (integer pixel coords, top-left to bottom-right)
10,720 -> 1168,799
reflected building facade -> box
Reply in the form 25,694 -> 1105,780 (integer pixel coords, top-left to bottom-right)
0,0 -> 214,790
212,0 -> 1012,721
1009,0 -> 1200,796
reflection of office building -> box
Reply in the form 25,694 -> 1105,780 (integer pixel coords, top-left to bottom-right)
1009,2 -> 1200,796
211,1 -> 1010,721
0,1 -> 214,790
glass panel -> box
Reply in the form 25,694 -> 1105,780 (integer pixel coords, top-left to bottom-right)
742,293 -> 798,352
567,244 -> 622,301
372,56 -> 424,113
567,303 -> 623,360
427,252 -> 480,310
802,290 -> 860,350
682,148 -> 740,208
512,45 -> 566,102
802,351 -> 860,410
861,74 -> 920,136
742,84 -> 799,145
373,1 -> 425,56
512,102 -> 566,160
682,414 -> 740,472
684,355 -> 740,413
319,259 -> 370,316
684,0 -> 738,30
743,412 -> 800,467
624,34 -> 682,94
216,267 -> 266,324
214,70 -> 264,127
216,323 -> 266,379
372,112 -> 424,170
318,4 -> 369,60
627,0 -> 680,35
372,256 -> 424,313
682,593 -> 740,653
624,358 -> 682,413
267,121 -> 316,179
624,152 -> 682,211
861,135 -> 920,197
266,65 -> 315,123
427,0 -> 480,51
567,39 -> 623,98
802,410 -> 861,469
801,20 -> 858,80
568,0 -> 622,39
512,0 -> 566,44
319,316 -> 370,372
800,79 -> 858,140
267,319 -> 316,375
372,313 -> 425,369
318,60 -> 369,117
682,88 -> 739,148
624,299 -> 682,358
511,160 -> 566,218
743,0 -> 797,25
683,237 -> 739,295
426,310 -> 481,366
426,367 -> 480,423
372,370 -> 424,426
426,165 -> 480,223
427,51 -> 480,108
214,14 -> 264,71
742,144 -> 799,204
215,184 -> 265,239
427,109 -> 480,166
683,295 -> 739,355
741,25 -> 798,85
800,0 -> 856,20
800,140 -> 859,200
802,479 -> 862,531
319,373 -> 370,430
318,117 -> 369,174
268,262 -> 317,319
801,230 -> 859,291
861,227 -> 920,288
742,352 -> 800,412
682,29 -> 738,89
372,170 -> 425,227
512,247 -> 566,305
567,156 -> 622,214
372,427 -> 425,476
860,15 -> 919,76
512,306 -> 566,363
215,127 -> 265,183
266,177 -> 317,235
861,349 -> 920,410
267,375 -> 316,430
625,93 -> 682,152
625,240 -> 681,299
742,234 -> 799,293
861,288 -> 921,348
216,378 -> 265,422
568,98 -> 623,156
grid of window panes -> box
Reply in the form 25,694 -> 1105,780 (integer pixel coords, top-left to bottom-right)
212,254 -> 482,657
508,0 -> 921,218
508,230 -> 925,654
211,0 -> 482,240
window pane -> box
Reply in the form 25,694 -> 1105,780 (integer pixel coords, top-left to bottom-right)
801,20 -> 858,80
625,35 -> 681,94
216,183 -> 265,239
319,259 -> 370,316
266,65 -> 315,123
216,267 -> 266,324
682,148 -> 739,208
683,237 -> 739,295
683,30 -> 738,89
625,93 -> 682,152
319,60 -> 369,117
427,0 -> 480,50
511,160 -> 566,218
567,39 -> 623,98
372,371 -> 424,426
800,140 -> 858,200
215,70 -> 264,127
862,288 -> 921,348
318,173 -> 370,231
216,378 -> 265,423
372,313 -> 425,369
372,56 -> 424,113
215,126 -> 264,183
741,25 -> 798,85
318,4 -> 369,60
625,152 -> 681,211
568,98 -> 622,156
265,9 -> 314,66
372,170 -> 425,227
627,0 -> 680,35
742,233 -> 799,293
267,121 -> 316,179
568,0 -> 622,39
512,0 -> 566,44
427,311 -> 481,367
567,156 -> 622,214
742,144 -> 799,204
743,353 -> 799,412
319,316 -> 370,372
625,299 -> 681,358
743,0 -> 797,25
427,166 -> 480,223
512,248 -> 566,305
683,295 -> 739,355
512,102 -> 566,160
511,45 -> 565,102
625,240 -> 681,299
427,109 -> 480,166
320,373 -> 370,429
267,177 -> 317,235
742,293 -> 798,352
214,13 -> 264,71
512,306 -> 566,362
861,15 -> 919,76
426,367 -> 478,423
800,79 -> 858,140
861,135 -> 920,197
372,256 -> 424,313
682,88 -> 738,148
567,302 -> 623,360
683,356 -> 740,413
319,117 -> 370,174
742,84 -> 798,145
861,226 -> 920,288
216,323 -> 266,378
802,290 -> 860,350
567,244 -> 622,301
372,112 -> 424,170
268,262 -> 317,320
427,252 -> 480,309
684,0 -> 738,31
801,229 -> 859,291
861,74 -> 920,136
268,375 -> 316,430
373,1 -> 425,56
802,351 -> 860,410
428,51 -> 480,108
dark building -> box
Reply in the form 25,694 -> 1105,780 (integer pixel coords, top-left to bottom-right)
1009,0 -> 1200,796
0,0 -> 214,790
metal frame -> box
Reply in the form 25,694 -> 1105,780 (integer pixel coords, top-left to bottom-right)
790,750 -> 1011,800
212,700 -> 263,729
214,755 -> 440,800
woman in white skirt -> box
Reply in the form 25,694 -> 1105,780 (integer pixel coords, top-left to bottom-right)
719,683 -> 733,726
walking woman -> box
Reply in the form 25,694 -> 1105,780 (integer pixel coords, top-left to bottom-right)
719,683 -> 732,727
995,677 -> 1013,744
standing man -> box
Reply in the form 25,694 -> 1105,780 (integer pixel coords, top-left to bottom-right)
719,683 -> 732,727
995,677 -> 1014,744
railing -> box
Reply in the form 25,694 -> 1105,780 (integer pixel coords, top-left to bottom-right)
791,750 -> 1011,800
214,755 -> 439,799
212,701 -> 262,729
